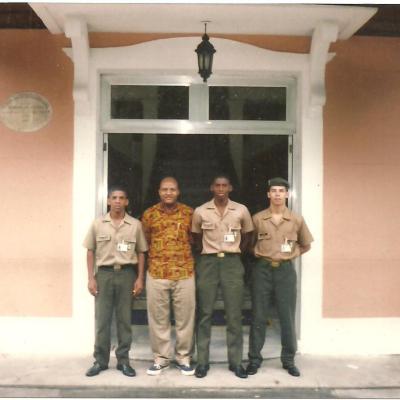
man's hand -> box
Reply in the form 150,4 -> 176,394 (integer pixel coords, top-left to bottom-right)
133,277 -> 144,297
88,277 -> 98,296
300,244 -> 311,255
192,232 -> 203,254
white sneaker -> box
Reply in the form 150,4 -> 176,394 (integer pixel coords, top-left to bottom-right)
146,363 -> 169,376
176,363 -> 195,376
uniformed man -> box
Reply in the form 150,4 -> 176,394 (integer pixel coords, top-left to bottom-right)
84,186 -> 148,377
142,177 -> 196,376
246,177 -> 313,377
192,175 -> 254,379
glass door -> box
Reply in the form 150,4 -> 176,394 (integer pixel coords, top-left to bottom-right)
101,76 -> 296,329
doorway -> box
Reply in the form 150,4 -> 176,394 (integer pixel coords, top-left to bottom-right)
102,71 -> 296,359
106,131 -> 290,359
107,131 -> 290,315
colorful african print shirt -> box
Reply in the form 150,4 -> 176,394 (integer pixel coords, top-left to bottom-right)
142,202 -> 194,280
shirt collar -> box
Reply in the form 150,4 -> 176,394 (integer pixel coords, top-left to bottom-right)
206,199 -> 236,210
263,207 -> 292,220
103,212 -> 133,224
156,202 -> 181,214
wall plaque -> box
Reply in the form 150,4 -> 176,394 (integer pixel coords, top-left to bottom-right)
0,92 -> 52,132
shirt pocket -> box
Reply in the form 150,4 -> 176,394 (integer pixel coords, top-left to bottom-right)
123,236 -> 136,252
286,232 -> 298,243
257,231 -> 271,241
95,234 -> 111,254
176,221 -> 189,241
230,225 -> 241,240
96,234 -> 111,246
201,221 -> 218,243
201,222 -> 216,230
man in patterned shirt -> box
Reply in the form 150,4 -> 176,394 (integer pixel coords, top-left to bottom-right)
142,177 -> 195,376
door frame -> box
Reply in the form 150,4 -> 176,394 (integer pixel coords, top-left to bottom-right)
99,44 -> 303,339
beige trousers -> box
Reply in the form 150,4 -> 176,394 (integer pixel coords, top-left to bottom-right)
146,272 -> 196,366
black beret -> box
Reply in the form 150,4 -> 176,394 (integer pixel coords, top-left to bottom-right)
267,177 -> 290,190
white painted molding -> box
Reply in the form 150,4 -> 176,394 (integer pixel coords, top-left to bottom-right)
29,3 -> 377,39
299,318 -> 400,355
28,3 -> 63,34
308,21 -> 339,116
64,17 -> 90,112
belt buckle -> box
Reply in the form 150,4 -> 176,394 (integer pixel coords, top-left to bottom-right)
114,264 -> 122,270
271,261 -> 280,268
217,252 -> 225,258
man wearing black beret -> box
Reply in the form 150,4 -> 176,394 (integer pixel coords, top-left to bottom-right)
246,177 -> 313,377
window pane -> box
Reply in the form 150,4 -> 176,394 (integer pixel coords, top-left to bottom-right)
209,86 -> 286,121
111,85 -> 189,119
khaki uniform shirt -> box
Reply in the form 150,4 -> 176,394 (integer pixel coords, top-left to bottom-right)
252,207 -> 313,261
192,199 -> 254,254
83,212 -> 148,267
142,202 -> 194,280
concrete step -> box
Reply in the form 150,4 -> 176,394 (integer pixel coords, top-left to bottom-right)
2,355 -> 400,399
126,323 -> 281,362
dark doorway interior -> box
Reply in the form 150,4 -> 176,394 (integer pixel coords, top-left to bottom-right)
108,133 -> 289,216
107,133 -> 290,324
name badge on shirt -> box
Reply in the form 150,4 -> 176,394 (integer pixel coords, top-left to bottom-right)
281,237 -> 292,253
224,233 -> 235,243
117,242 -> 129,252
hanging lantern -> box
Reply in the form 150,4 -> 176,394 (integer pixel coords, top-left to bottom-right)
195,23 -> 216,83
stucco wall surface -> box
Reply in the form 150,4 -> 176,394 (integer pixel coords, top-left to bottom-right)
0,30 -> 73,317
324,36 -> 400,318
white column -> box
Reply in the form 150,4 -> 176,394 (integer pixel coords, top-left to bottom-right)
67,17 -> 97,354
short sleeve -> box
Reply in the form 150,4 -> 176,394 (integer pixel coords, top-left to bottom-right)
191,208 -> 203,233
141,209 -> 152,243
135,221 -> 149,253
241,206 -> 254,233
298,217 -> 314,246
83,221 -> 96,250
251,214 -> 257,226
251,214 -> 260,233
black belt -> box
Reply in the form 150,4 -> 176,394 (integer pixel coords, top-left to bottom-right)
261,258 -> 292,268
204,252 -> 240,258
99,264 -> 135,271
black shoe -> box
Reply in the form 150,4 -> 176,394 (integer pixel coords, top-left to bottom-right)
85,362 -> 108,377
283,365 -> 300,377
229,365 -> 248,379
246,363 -> 259,375
195,364 -> 209,378
117,363 -> 136,377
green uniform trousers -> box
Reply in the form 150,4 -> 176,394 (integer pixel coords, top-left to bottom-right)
248,258 -> 297,367
94,266 -> 136,367
196,254 -> 245,367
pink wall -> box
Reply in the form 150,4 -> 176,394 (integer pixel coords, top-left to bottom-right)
324,36 -> 400,317
0,31 -> 73,317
